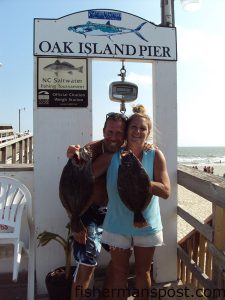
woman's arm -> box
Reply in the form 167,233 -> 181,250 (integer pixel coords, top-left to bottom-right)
92,153 -> 113,178
151,149 -> 171,199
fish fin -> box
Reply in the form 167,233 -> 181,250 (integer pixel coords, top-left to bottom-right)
134,22 -> 148,42
106,20 -> 111,25
133,212 -> 149,228
67,71 -> 73,75
54,72 -> 58,76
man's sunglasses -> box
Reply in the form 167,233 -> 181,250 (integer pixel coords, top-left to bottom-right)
106,112 -> 128,121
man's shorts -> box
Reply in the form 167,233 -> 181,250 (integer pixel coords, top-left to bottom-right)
73,204 -> 107,267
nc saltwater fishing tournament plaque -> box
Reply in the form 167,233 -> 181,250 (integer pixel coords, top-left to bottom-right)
37,57 -> 88,107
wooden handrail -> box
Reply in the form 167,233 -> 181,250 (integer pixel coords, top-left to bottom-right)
178,165 -> 225,208
0,134 -> 33,164
177,206 -> 213,242
177,165 -> 225,297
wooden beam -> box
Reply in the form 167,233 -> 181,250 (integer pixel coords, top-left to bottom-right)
178,165 -> 225,209
177,206 -> 213,242
212,204 -> 225,289
177,245 -> 216,292
207,241 -> 225,270
0,134 -> 33,148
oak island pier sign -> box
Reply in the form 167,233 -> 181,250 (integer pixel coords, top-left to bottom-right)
34,9 -> 177,107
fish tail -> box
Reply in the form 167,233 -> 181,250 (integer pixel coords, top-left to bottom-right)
68,26 -> 74,32
134,22 -> 148,42
133,212 -> 149,228
77,66 -> 83,73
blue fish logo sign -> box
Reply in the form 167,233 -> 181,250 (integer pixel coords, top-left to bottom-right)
68,21 -> 148,42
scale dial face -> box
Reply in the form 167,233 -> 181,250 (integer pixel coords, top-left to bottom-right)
109,81 -> 138,102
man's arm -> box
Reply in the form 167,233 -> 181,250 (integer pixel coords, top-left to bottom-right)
151,149 -> 171,199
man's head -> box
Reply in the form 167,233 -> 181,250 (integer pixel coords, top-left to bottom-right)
103,112 -> 127,153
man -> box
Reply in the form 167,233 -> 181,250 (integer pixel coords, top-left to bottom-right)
66,113 -> 127,300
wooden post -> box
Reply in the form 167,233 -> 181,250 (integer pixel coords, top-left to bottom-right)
12,144 -> 17,163
191,232 -> 199,288
212,204 -> 225,293
19,140 -> 23,163
205,243 -> 212,279
24,139 -> 28,163
198,234 -> 206,290
2,147 -> 7,163
29,137 -> 33,163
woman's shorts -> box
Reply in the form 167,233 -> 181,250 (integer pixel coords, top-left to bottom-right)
102,230 -> 164,249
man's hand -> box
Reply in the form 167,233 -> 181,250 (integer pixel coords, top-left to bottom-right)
67,144 -> 80,159
73,227 -> 87,245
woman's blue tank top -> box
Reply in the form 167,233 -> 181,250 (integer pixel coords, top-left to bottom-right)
103,149 -> 162,236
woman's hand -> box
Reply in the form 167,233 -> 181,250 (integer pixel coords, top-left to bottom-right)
144,143 -> 158,151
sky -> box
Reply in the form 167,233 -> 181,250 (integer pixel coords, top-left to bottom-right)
0,0 -> 225,147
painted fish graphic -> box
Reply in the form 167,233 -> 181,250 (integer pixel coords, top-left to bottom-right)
68,21 -> 148,42
117,150 -> 153,228
43,60 -> 83,76
59,147 -> 94,232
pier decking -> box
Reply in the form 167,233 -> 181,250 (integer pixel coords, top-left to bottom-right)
0,273 -> 210,300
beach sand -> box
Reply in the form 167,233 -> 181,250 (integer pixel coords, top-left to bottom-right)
177,164 -> 225,242
198,163 -> 225,177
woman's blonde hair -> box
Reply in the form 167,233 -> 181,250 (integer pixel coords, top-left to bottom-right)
126,104 -> 152,133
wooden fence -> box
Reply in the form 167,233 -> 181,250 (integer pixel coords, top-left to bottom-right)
177,165 -> 225,300
0,128 -> 17,143
0,134 -> 33,164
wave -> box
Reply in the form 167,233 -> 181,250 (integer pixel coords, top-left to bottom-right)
178,156 -> 225,165
178,147 -> 225,165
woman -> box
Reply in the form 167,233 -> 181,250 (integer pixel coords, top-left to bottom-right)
93,105 -> 171,300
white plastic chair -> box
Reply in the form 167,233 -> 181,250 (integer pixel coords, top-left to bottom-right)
0,176 -> 35,300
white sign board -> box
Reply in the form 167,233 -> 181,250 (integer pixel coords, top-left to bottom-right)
37,57 -> 88,107
34,9 -> 177,61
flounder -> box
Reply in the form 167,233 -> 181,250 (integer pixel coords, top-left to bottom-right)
59,147 -> 94,232
117,150 -> 153,228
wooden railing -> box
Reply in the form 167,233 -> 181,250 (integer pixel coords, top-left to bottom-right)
0,129 -> 17,143
177,165 -> 225,300
0,134 -> 33,164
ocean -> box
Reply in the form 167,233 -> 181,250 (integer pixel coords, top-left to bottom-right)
178,146 -> 225,166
